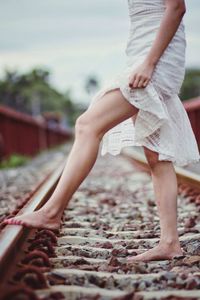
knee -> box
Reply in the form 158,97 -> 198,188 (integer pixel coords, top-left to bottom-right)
143,147 -> 159,170
75,113 -> 100,139
75,113 -> 91,136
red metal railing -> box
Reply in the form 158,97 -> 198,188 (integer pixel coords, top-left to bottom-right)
183,97 -> 200,149
0,105 -> 73,158
0,96 -> 199,159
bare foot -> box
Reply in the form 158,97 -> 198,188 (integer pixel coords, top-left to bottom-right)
127,243 -> 183,262
2,209 -> 62,230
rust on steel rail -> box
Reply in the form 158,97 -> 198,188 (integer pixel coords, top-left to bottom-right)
0,163 -> 64,279
122,148 -> 200,191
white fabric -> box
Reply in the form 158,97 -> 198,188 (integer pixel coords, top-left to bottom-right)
88,0 -> 200,167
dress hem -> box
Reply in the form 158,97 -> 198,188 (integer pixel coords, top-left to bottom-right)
100,143 -> 200,168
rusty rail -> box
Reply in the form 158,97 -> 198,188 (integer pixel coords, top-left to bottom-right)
0,163 -> 64,294
184,97 -> 200,150
122,148 -> 200,191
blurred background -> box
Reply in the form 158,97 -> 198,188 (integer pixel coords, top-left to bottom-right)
0,0 -> 200,163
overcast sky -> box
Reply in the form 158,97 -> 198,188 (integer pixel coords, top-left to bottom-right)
0,0 -> 199,105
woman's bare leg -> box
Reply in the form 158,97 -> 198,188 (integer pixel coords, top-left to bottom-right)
3,89 -> 138,229
128,147 -> 183,261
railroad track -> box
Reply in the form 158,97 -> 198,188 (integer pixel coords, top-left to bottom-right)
0,148 -> 200,300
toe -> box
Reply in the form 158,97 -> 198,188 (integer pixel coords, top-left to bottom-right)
15,220 -> 23,225
13,220 -> 18,225
12,219 -> 18,225
7,218 -> 13,223
2,219 -> 9,224
7,219 -> 14,224
16,219 -> 27,226
4,219 -> 14,225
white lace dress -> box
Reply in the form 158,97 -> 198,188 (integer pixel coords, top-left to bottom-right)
88,0 -> 200,167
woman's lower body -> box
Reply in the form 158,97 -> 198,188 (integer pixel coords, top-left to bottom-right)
3,87 -> 185,261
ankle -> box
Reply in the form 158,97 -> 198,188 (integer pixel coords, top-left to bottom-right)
159,237 -> 180,248
41,206 -> 62,219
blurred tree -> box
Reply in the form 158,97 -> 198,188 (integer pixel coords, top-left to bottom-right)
0,68 -> 80,126
180,68 -> 200,101
85,74 -> 100,95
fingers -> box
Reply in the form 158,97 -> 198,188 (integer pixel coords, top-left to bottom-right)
138,78 -> 145,88
129,74 -> 150,89
133,76 -> 141,88
129,74 -> 136,88
139,78 -> 149,88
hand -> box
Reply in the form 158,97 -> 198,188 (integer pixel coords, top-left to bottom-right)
128,60 -> 155,89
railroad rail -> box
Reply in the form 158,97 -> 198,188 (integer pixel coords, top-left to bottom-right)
0,148 -> 200,300
122,148 -> 200,192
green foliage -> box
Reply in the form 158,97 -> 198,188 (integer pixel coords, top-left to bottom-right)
180,68 -> 200,101
0,154 -> 30,169
0,68 -> 80,126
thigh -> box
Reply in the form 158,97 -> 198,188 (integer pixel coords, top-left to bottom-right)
143,146 -> 159,168
85,89 -> 139,136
